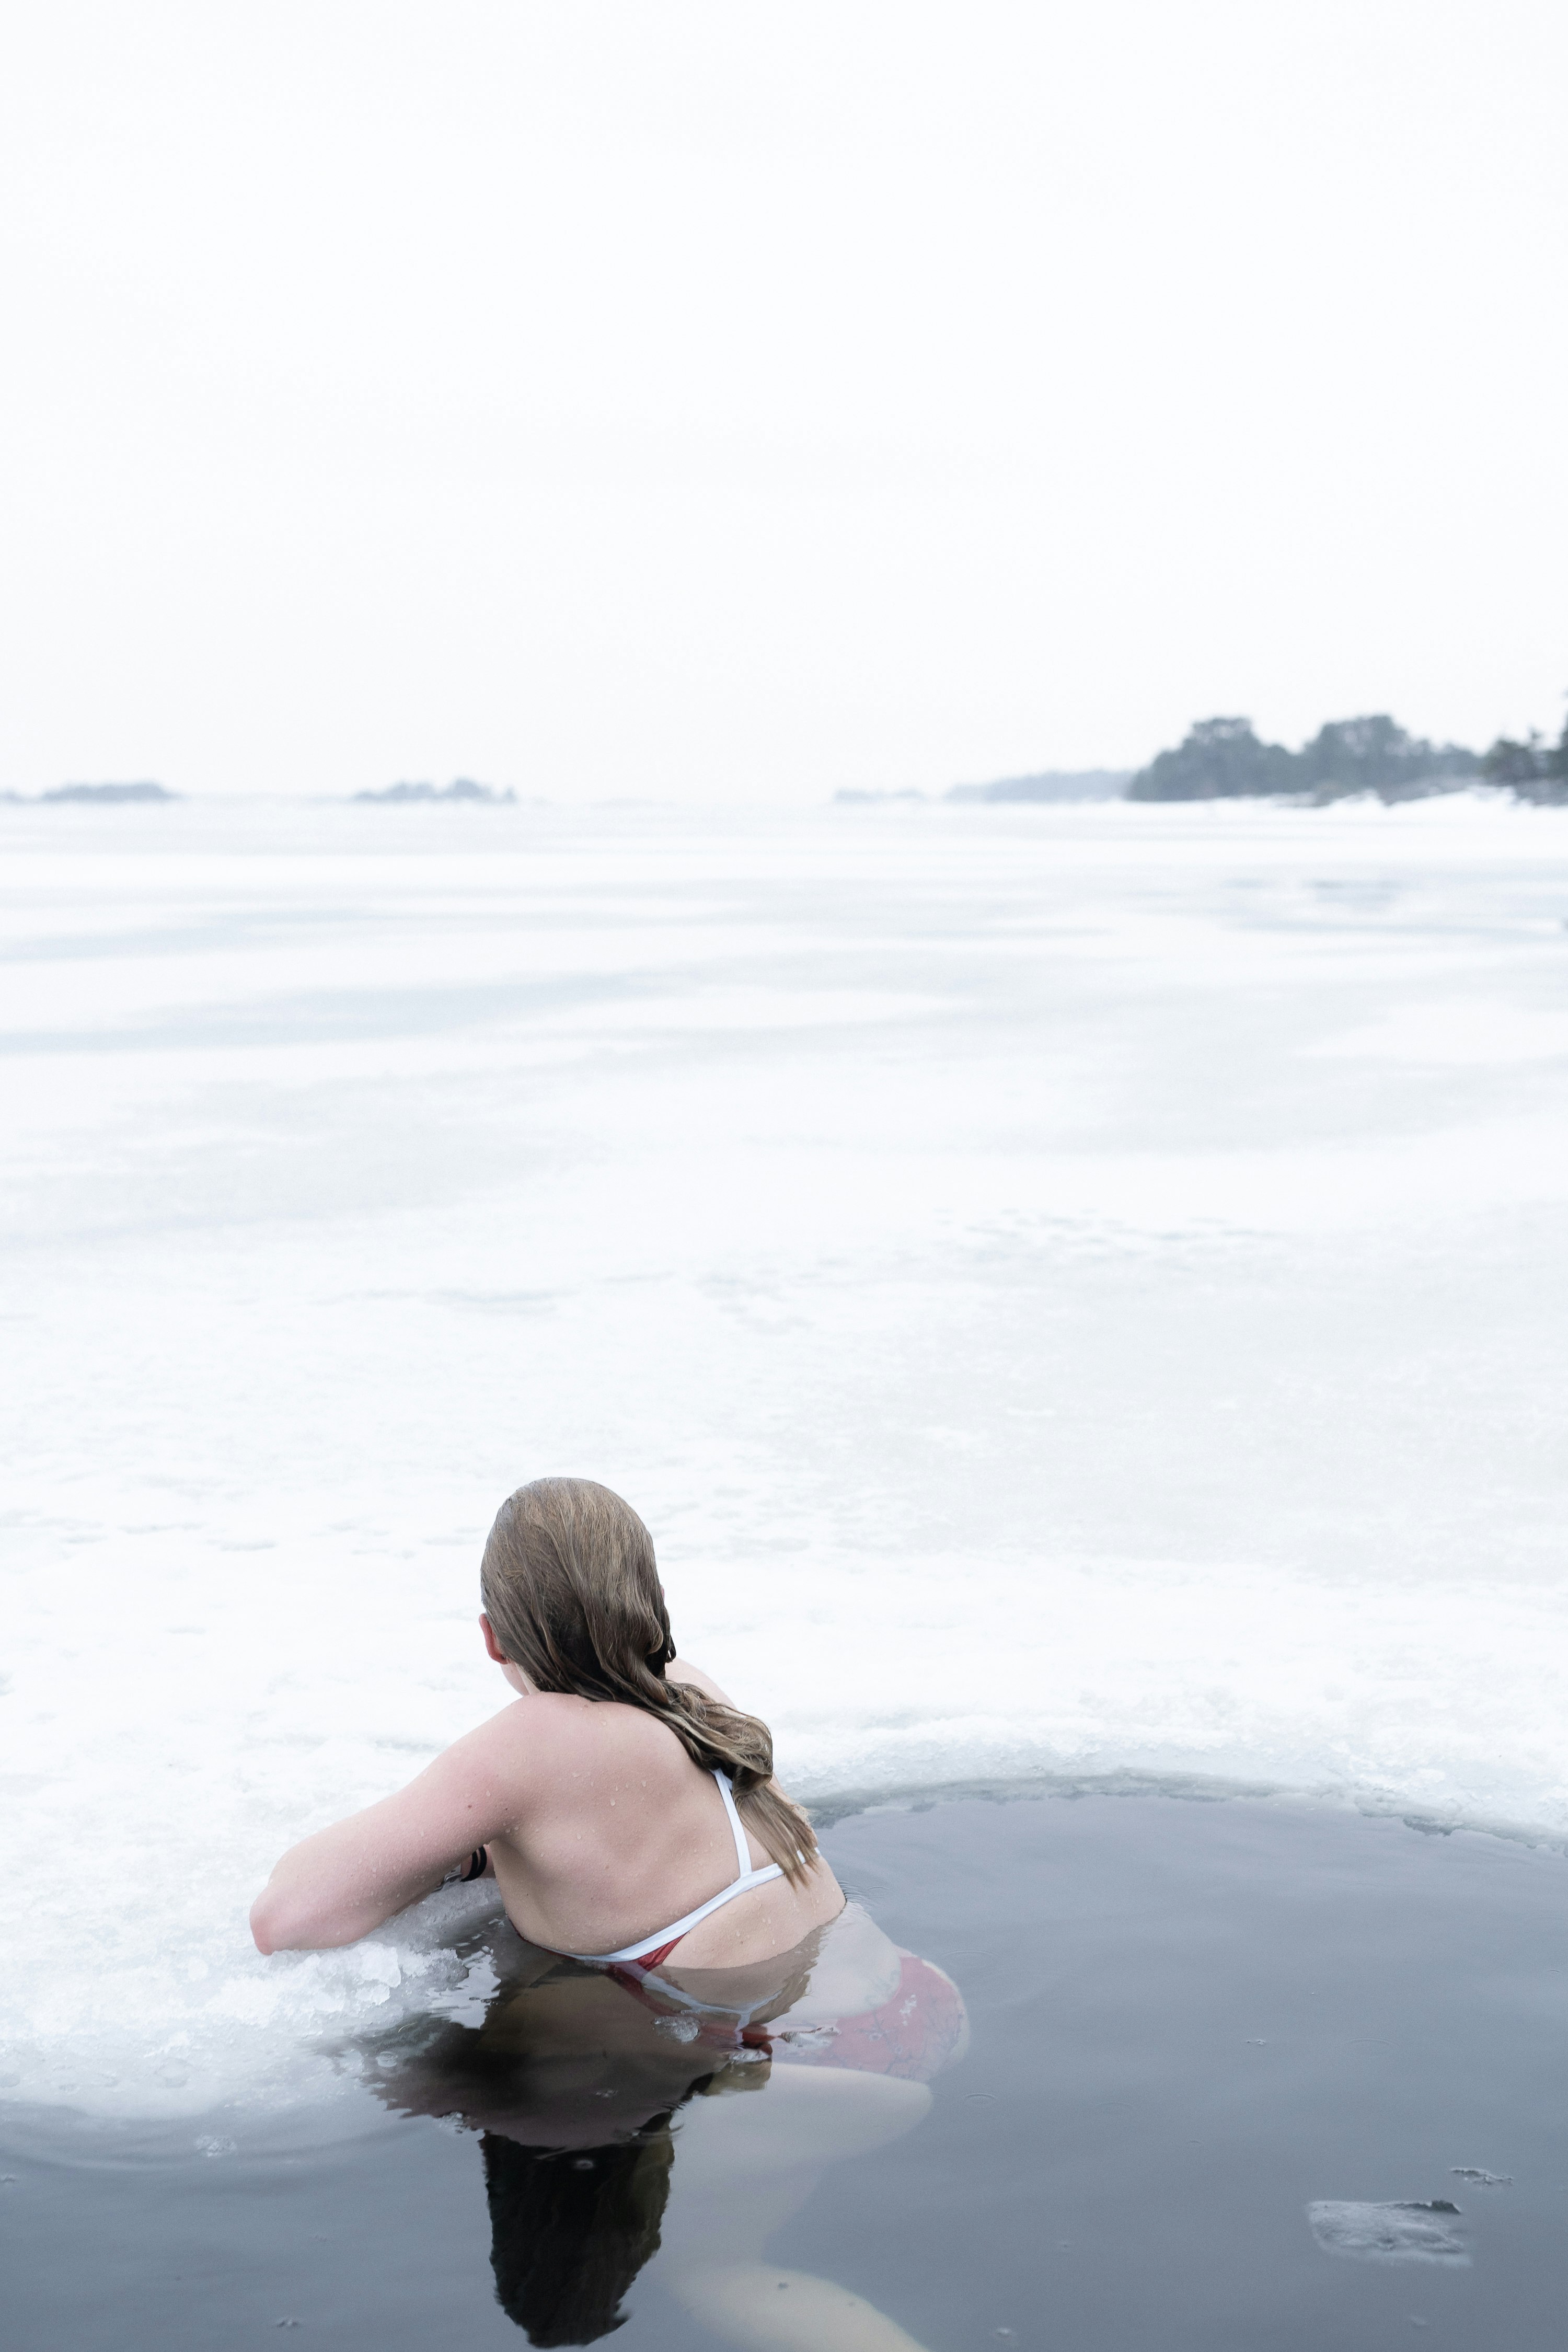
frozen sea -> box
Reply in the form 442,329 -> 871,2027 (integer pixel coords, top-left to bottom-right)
3,789 -> 1567,2122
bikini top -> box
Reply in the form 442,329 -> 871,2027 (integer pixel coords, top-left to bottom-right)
540,1769 -> 785,1969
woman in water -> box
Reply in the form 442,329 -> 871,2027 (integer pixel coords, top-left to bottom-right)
252,1477 -> 965,2348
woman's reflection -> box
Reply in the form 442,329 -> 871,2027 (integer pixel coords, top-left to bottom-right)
368,1898 -> 966,2349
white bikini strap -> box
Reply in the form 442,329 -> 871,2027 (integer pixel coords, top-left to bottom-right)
712,1769 -> 752,1879
538,1768 -> 783,1968
557,1858 -> 785,1965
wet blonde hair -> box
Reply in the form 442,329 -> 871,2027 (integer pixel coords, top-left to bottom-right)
479,1477 -> 819,1885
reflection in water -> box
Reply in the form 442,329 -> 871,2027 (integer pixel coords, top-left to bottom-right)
363,1904 -> 967,2348
482,2130 -> 677,2346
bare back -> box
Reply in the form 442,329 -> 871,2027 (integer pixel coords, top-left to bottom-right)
250,1656 -> 843,1966
483,1690 -> 844,1967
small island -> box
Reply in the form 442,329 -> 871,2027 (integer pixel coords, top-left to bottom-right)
352,778 -> 517,805
946,769 -> 1132,804
834,770 -> 1133,806
40,781 -> 178,804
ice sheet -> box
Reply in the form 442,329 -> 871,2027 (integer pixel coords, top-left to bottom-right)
4,791 -> 1567,2117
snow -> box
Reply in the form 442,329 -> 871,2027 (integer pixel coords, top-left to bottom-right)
3,790 -> 1567,2117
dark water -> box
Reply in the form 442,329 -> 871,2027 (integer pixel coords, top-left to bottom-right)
5,1792 -> 1567,2349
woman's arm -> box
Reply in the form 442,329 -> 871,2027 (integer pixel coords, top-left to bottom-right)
249,1712 -> 524,1954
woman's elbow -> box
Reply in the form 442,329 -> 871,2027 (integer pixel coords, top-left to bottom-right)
249,1882 -> 302,1954
249,1881 -> 344,1955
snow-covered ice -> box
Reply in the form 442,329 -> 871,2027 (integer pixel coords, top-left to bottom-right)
3,790 -> 1567,2117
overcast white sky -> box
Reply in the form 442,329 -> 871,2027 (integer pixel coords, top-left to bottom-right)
3,2 -> 1564,801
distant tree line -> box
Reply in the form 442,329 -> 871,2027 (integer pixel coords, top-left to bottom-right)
1479,726 -> 1568,801
1129,712 -> 1568,803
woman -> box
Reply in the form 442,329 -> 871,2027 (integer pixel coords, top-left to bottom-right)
249,1477 -> 843,1969
254,1477 -> 965,2349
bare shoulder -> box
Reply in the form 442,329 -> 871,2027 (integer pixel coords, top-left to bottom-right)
431,1690 -> 598,1793
448,1689 -> 696,1791
665,1655 -> 737,1708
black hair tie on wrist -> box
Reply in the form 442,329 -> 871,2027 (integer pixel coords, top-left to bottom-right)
461,1847 -> 487,1882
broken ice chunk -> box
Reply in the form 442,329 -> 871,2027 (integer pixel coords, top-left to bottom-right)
1308,2200 -> 1469,2266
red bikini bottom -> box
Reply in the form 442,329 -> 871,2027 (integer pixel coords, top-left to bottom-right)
609,1949 -> 965,2085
